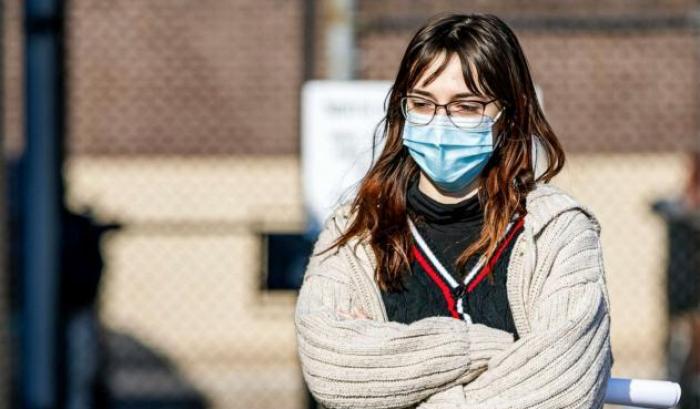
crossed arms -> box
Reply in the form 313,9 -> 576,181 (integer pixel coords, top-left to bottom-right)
294,209 -> 613,409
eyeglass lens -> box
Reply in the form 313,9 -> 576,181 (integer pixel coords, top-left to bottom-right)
402,96 -> 496,129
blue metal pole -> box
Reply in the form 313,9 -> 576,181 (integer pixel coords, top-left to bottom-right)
21,0 -> 64,407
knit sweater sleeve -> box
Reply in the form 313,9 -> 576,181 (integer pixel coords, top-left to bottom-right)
294,216 -> 516,409
418,209 -> 614,409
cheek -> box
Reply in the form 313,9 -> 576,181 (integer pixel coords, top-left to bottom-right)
485,107 -> 500,118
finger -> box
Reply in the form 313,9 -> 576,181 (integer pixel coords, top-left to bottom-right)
352,306 -> 369,319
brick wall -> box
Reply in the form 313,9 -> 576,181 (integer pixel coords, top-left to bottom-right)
355,2 -> 700,153
66,0 -> 304,156
5,2 -> 698,157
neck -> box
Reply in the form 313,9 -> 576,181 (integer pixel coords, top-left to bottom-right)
417,172 -> 480,204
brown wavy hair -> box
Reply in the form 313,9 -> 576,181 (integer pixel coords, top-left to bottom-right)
322,12 -> 565,292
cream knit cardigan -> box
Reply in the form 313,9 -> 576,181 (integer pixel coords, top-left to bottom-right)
294,182 -> 614,409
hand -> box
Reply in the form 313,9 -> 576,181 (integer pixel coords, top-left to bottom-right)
337,305 -> 370,320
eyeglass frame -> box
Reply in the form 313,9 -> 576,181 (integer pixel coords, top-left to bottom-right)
399,94 -> 505,128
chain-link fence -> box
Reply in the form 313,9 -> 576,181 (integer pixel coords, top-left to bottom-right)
3,1 -> 700,408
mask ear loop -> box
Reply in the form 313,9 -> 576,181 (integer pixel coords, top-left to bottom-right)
491,107 -> 506,152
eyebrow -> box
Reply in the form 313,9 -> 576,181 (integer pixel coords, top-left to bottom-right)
409,88 -> 482,99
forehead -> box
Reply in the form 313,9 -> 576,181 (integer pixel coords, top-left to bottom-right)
413,51 -> 486,96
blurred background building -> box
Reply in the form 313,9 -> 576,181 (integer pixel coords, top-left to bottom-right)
2,1 -> 700,408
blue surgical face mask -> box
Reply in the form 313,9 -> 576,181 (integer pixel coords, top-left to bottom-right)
402,110 -> 503,193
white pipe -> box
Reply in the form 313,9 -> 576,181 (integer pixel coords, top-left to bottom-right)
605,377 -> 681,408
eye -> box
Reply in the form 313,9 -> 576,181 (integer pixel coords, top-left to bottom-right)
405,97 -> 435,113
451,101 -> 483,112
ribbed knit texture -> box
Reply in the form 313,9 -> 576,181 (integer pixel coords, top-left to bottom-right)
294,182 -> 614,409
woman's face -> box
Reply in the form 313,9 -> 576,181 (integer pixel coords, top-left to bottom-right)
407,51 -> 502,120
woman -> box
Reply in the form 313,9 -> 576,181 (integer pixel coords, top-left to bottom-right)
295,12 -> 614,409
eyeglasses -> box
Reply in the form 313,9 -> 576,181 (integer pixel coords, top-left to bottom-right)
400,95 -> 504,130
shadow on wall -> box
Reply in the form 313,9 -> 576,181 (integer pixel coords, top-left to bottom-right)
103,328 -> 209,409
652,152 -> 700,409
6,157 -> 209,409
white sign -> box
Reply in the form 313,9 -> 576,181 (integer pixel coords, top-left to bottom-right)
301,80 -> 392,228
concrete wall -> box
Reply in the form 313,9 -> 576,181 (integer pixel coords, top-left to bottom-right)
65,152 -> 688,407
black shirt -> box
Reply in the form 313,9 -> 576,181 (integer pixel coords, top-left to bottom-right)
380,177 -> 520,339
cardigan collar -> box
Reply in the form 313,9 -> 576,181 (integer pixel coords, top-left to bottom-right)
523,183 -> 601,236
329,181 -> 602,334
